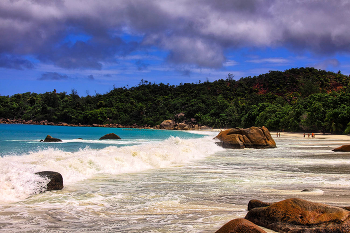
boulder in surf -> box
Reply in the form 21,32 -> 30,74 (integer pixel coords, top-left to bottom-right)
43,135 -> 62,142
35,171 -> 64,191
99,133 -> 121,140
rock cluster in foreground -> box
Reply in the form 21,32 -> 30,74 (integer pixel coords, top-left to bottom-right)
214,126 -> 276,149
216,198 -> 350,233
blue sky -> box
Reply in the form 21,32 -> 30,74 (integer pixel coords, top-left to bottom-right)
1,0 -> 350,96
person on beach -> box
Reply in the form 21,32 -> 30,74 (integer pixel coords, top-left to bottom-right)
304,133 -> 305,137
312,133 -> 315,138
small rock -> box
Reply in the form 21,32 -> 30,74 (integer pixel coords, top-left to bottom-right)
43,135 -> 62,142
99,133 -> 121,140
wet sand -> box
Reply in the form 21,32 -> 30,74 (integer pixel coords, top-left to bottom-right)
214,130 -> 350,232
273,131 -> 350,203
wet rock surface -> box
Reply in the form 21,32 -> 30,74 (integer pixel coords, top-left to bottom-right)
35,171 -> 64,191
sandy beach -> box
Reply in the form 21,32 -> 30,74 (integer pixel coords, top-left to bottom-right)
274,131 -> 350,141
268,131 -> 350,204
212,130 -> 350,232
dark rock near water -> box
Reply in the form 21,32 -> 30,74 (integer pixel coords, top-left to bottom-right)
215,126 -> 276,149
35,171 -> 64,191
43,135 -> 62,142
245,198 -> 350,232
99,133 -> 121,140
333,145 -> 350,152
215,218 -> 267,233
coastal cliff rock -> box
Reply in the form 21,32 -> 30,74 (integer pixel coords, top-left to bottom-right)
333,145 -> 350,152
245,198 -> 350,232
35,171 -> 64,191
214,126 -> 276,149
215,218 -> 267,233
43,135 -> 62,142
99,133 -> 121,140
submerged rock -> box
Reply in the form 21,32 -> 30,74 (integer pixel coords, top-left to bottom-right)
99,133 -> 121,140
214,126 -> 276,149
43,135 -> 62,142
35,171 -> 64,191
215,218 -> 267,233
245,198 -> 350,232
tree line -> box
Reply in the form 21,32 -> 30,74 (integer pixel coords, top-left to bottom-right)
1,67 -> 350,133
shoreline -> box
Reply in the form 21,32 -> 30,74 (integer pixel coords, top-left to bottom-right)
3,118 -> 350,137
273,131 -> 350,141
0,118 -> 214,131
2,124 -> 350,232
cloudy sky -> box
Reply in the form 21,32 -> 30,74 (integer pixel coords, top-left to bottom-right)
1,0 -> 350,96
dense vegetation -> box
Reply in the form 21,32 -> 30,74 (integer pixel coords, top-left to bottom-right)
1,67 -> 350,133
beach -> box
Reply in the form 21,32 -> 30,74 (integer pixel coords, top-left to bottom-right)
1,125 -> 350,232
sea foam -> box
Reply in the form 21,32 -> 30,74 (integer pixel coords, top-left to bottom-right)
0,136 -> 222,203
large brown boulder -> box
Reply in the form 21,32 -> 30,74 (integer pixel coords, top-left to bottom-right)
215,126 -> 276,149
99,133 -> 121,140
35,171 -> 64,191
43,135 -> 62,142
245,198 -> 350,232
176,123 -> 190,130
215,218 -> 267,233
333,145 -> 350,152
160,120 -> 176,130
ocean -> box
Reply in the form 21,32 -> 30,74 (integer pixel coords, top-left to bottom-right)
1,124 -> 350,232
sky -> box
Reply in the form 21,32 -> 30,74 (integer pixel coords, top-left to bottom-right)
1,0 -> 350,96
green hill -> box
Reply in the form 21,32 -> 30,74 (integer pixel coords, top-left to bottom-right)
1,67 -> 350,133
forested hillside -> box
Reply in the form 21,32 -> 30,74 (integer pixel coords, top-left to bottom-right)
1,67 -> 350,133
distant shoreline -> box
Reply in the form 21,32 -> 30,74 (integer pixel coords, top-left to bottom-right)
0,118 -> 214,131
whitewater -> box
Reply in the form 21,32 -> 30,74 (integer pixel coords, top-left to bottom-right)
1,124 -> 350,232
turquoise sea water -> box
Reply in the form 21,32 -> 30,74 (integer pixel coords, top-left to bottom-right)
1,124 -> 350,232
0,124 -> 203,156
